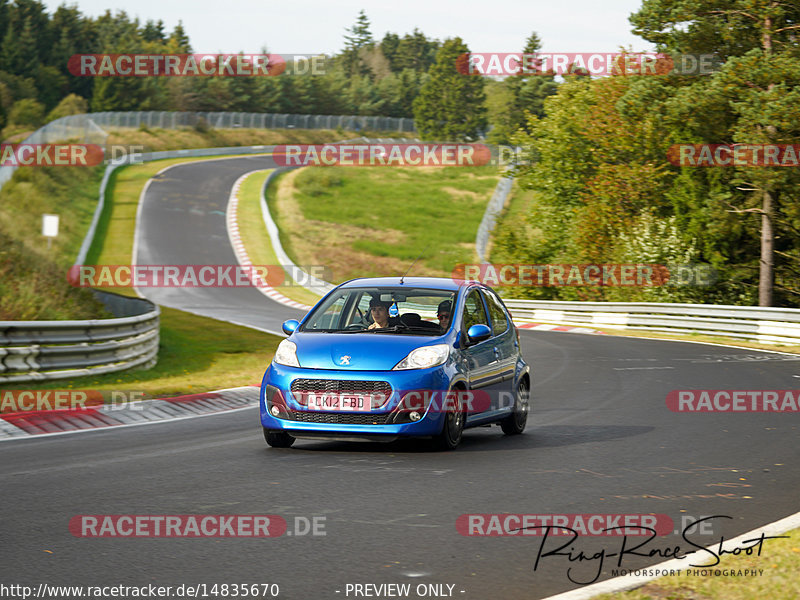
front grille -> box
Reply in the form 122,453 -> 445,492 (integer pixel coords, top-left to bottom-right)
290,379 -> 392,395
286,411 -> 391,425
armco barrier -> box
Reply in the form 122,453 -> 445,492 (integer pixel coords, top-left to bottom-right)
503,299 -> 800,345
0,292 -> 159,383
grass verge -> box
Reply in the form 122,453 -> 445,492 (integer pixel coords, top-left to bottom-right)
0,126 -> 398,319
594,527 -> 800,600
234,170 -> 323,307
267,165 -> 502,282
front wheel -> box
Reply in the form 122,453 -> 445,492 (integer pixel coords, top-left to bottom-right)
433,391 -> 465,450
500,378 -> 529,435
264,428 -> 295,448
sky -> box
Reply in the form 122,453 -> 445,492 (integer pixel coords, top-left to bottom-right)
40,0 -> 656,55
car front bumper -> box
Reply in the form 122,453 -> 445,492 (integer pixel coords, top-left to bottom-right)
260,363 -> 453,438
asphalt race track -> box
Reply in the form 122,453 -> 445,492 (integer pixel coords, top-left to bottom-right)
2,156 -> 799,599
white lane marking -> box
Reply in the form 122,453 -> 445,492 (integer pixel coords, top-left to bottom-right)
612,366 -> 675,370
225,171 -> 313,311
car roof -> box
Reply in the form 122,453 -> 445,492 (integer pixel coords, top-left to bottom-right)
337,276 -> 473,293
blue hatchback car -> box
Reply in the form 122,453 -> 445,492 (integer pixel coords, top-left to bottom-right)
260,276 -> 530,450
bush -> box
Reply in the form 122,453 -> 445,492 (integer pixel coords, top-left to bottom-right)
193,116 -> 209,133
45,94 -> 88,123
7,98 -> 45,128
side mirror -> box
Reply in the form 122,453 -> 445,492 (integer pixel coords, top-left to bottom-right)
466,323 -> 491,345
282,319 -> 300,335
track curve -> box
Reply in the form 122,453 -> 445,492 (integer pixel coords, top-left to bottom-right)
2,155 -> 799,599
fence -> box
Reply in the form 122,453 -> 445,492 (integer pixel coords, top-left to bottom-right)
0,110 -> 417,191
0,292 -> 160,383
503,299 -> 800,345
88,111 -> 416,133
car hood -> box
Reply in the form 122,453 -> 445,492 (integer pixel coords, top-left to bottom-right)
292,332 -> 442,370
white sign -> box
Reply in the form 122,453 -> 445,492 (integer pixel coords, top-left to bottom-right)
42,214 -> 59,237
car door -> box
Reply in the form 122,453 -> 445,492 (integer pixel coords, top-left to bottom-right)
482,288 -> 518,411
459,289 -> 500,418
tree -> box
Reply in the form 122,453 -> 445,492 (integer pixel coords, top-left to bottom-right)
0,17 -> 40,78
142,19 -> 166,43
630,0 -> 800,305
45,92 -> 88,122
34,65 -> 67,111
169,21 -> 192,53
395,29 -> 440,73
413,37 -> 487,141
380,32 -> 400,70
488,32 -> 557,144
7,97 -> 45,128
342,10 -> 373,77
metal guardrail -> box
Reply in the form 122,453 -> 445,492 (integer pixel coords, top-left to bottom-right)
503,299 -> 800,345
0,292 -> 160,383
88,111 -> 416,133
476,173 -> 513,263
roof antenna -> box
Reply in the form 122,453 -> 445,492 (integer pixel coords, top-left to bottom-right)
400,251 -> 425,284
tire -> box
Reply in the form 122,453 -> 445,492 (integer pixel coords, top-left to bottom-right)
433,390 -> 466,450
264,428 -> 295,448
500,378 -> 529,435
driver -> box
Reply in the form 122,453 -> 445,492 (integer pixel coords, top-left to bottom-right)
367,298 -> 400,329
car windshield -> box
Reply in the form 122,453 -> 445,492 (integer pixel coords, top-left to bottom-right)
300,287 -> 455,335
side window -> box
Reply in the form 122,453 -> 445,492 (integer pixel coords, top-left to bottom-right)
309,294 -> 347,329
462,290 -> 489,332
484,290 -> 509,336
356,294 -> 372,324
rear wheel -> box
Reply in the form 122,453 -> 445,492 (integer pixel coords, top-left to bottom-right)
500,378 -> 529,435
264,428 -> 295,448
433,390 -> 465,450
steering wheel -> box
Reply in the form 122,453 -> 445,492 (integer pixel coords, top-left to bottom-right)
345,323 -> 366,330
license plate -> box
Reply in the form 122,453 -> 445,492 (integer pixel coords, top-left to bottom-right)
306,393 -> 371,412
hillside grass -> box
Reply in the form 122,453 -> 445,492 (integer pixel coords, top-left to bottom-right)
267,165 -> 502,282
0,126 -> 390,319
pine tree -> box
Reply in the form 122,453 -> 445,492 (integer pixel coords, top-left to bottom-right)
142,19 -> 166,43
342,10 -> 373,77
169,21 -> 192,53
413,37 -> 487,141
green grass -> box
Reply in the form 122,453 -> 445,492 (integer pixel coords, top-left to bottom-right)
0,163 -> 110,319
594,527 -> 800,600
0,126 -> 398,319
269,165 -> 502,281
234,170 -> 323,307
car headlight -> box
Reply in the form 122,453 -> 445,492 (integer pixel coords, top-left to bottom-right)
274,339 -> 300,367
393,344 -> 449,370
